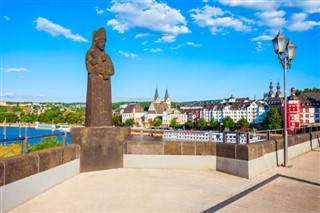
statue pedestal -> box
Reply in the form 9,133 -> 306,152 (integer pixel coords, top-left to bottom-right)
71,127 -> 131,173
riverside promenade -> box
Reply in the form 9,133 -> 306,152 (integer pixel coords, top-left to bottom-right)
10,148 -> 320,212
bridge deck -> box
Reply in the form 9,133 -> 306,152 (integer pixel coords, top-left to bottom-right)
10,148 -> 320,212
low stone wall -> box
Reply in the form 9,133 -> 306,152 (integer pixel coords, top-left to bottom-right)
124,131 -> 320,178
0,144 -> 80,213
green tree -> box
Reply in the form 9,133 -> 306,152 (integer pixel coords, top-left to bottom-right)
209,118 -> 219,130
263,108 -> 283,129
63,110 -> 81,124
20,113 -> 38,123
0,106 -> 7,113
185,121 -> 194,130
169,118 -> 181,129
125,118 -> 135,126
28,137 -> 62,152
223,116 -> 235,130
38,107 -> 63,123
237,117 -> 250,131
295,89 -> 302,96
153,117 -> 162,127
12,106 -> 23,113
195,118 -> 207,130
112,115 -> 122,126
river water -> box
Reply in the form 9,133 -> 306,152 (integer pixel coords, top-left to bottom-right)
0,126 -> 71,146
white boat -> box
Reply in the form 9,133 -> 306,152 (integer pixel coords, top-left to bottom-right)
35,122 -> 71,132
55,124 -> 71,132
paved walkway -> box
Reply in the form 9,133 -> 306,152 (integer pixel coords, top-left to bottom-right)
11,149 -> 320,212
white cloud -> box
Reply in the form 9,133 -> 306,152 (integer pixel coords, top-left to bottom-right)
0,67 -> 27,73
256,41 -> 263,52
286,0 -> 320,14
0,92 -> 14,98
119,50 -> 137,58
156,35 -> 176,43
96,7 -> 104,15
142,41 -> 148,45
3,15 -> 9,21
219,0 -> 279,11
107,0 -> 190,42
189,5 -> 252,35
35,17 -> 88,43
135,33 -> 152,39
186,42 -> 201,47
251,35 -> 273,41
144,48 -> 163,53
255,10 -> 286,28
287,13 -> 320,31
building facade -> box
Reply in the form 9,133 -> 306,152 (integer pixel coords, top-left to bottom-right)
200,95 -> 269,124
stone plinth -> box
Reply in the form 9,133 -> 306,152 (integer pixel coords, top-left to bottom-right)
71,127 -> 131,173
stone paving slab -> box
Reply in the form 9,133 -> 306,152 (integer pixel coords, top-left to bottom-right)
10,149 -> 320,213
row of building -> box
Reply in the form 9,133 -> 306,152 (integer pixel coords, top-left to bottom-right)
114,83 -> 320,129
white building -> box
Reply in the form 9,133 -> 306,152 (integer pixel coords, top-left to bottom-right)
201,95 -> 270,124
121,103 -> 145,125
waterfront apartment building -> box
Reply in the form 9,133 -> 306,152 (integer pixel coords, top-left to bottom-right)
200,95 -> 269,124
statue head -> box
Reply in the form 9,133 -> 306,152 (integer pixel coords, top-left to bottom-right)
93,27 -> 106,51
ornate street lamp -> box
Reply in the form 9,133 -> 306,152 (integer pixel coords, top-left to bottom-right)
272,30 -> 297,167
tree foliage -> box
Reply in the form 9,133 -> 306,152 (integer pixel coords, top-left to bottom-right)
185,121 -> 194,130
295,87 -> 320,96
195,118 -> 207,130
169,118 -> 181,129
237,117 -> 250,130
28,137 -> 62,152
0,112 -> 19,123
125,118 -> 135,126
153,117 -> 162,127
223,116 -> 235,130
263,108 -> 282,129
209,118 -> 219,130
112,115 -> 122,126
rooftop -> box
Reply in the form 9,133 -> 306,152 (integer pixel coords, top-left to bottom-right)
11,148 -> 320,212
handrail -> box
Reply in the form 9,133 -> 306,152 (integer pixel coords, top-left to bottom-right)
0,132 -> 68,154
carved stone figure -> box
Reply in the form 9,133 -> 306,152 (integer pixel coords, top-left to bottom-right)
85,27 -> 114,127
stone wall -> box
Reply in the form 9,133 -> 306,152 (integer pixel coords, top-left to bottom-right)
124,131 -> 320,178
0,144 -> 80,186
126,132 -> 319,159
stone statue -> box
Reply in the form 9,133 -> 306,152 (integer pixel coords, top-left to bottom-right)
85,27 -> 114,127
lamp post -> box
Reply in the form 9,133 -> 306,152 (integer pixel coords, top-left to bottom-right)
272,30 -> 297,167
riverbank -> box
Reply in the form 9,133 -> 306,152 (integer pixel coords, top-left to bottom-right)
0,123 -> 35,127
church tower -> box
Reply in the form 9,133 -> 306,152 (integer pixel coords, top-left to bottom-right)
269,81 -> 275,97
275,82 -> 283,98
153,87 -> 161,103
164,88 -> 171,109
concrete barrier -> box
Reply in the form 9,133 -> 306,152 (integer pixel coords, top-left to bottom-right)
0,144 -> 80,213
124,131 -> 320,179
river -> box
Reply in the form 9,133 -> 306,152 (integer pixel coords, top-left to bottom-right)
0,126 -> 71,146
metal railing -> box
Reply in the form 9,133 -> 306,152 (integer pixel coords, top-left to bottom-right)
130,125 -> 320,144
0,132 -> 68,154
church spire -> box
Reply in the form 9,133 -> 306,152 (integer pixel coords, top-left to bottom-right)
269,81 -> 275,97
164,88 -> 169,101
154,87 -> 159,101
276,82 -> 282,97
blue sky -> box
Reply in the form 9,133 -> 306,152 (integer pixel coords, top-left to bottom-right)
1,0 -> 319,103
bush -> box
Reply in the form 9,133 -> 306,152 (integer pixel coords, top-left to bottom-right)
29,136 -> 62,152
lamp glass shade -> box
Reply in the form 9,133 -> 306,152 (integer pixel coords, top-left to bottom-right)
286,40 -> 297,60
272,31 -> 287,54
